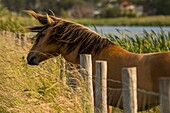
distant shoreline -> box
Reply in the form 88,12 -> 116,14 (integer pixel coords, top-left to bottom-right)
87,26 -> 170,34
70,16 -> 170,26
1,13 -> 170,33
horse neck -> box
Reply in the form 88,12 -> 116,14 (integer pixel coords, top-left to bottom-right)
59,42 -> 130,64
100,44 -> 143,67
97,44 -> 130,60
59,43 -> 81,64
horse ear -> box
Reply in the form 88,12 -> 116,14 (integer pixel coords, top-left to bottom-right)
24,10 -> 53,25
46,14 -> 54,24
25,26 -> 45,32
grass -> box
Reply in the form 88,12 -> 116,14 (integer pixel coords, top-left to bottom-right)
107,29 -> 170,53
0,32 -> 91,113
70,16 -> 170,26
0,7 -> 38,33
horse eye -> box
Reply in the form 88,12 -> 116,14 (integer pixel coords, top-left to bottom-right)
39,34 -> 45,37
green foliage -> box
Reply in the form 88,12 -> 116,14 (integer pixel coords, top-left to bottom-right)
100,6 -> 122,18
61,9 -> 68,18
0,7 -> 24,32
107,29 -> 170,53
123,10 -> 137,18
1,0 -> 88,16
72,16 -> 170,26
1,0 -> 170,18
153,0 -> 170,15
129,0 -> 170,15
0,9 -> 170,33
0,7 -> 10,17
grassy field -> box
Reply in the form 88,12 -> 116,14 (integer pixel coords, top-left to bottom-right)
71,16 -> 170,26
0,32 -> 92,113
1,29 -> 169,112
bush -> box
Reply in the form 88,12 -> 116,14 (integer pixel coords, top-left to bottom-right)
0,6 -> 28,33
123,10 -> 137,18
100,6 -> 122,18
0,6 -> 11,18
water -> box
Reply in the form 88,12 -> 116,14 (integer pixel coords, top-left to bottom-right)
88,26 -> 170,37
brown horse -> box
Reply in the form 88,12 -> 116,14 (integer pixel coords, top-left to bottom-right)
26,10 -> 170,112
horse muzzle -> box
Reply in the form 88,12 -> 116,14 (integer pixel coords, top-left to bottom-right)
27,52 -> 39,65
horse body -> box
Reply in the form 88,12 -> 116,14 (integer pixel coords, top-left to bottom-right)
96,46 -> 170,110
25,10 -> 170,111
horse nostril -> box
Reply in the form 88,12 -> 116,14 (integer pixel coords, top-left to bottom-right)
27,55 -> 38,65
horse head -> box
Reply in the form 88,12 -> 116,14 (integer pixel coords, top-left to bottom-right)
26,10 -> 61,65
26,10 -> 111,65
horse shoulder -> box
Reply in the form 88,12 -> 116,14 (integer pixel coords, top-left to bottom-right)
140,52 -> 170,91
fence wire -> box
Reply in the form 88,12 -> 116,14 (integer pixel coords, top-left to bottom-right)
0,31 -> 163,113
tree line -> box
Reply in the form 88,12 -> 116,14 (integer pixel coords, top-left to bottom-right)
1,0 -> 170,18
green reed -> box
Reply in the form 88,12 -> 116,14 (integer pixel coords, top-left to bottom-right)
107,29 -> 170,53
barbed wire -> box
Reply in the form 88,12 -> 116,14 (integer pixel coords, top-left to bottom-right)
56,55 -> 161,96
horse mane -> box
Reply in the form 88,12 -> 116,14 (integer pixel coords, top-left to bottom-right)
29,13 -> 114,55
52,20 -> 114,55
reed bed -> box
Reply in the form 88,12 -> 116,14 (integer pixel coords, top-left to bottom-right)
107,29 -> 170,53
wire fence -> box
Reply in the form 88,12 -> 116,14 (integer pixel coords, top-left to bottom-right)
59,54 -> 170,113
0,30 -> 33,48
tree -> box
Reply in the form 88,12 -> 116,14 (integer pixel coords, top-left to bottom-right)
153,0 -> 170,15
100,6 -> 122,18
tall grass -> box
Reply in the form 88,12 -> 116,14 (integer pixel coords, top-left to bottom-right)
0,32 -> 91,113
0,7 -> 38,33
107,29 -> 170,53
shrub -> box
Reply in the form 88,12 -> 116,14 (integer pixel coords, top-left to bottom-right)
100,6 -> 122,18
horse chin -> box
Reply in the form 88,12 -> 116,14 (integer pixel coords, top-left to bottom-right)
29,62 -> 39,65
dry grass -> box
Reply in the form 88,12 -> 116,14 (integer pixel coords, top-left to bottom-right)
0,32 -> 91,113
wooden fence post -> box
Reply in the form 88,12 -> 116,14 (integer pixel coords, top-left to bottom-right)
80,54 -> 94,113
95,61 -> 107,113
2,31 -> 5,36
122,67 -> 137,113
21,34 -> 27,47
60,57 -> 66,86
160,77 -> 170,113
15,33 -> 21,46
